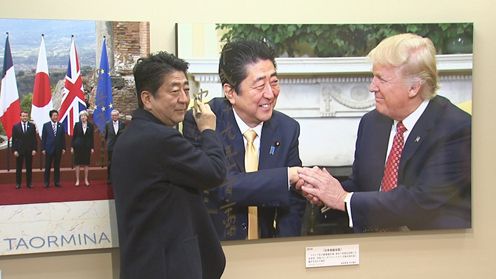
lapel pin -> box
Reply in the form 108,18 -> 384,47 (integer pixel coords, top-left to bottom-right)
269,141 -> 281,155
415,136 -> 421,143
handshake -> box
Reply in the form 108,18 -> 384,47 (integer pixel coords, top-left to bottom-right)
289,166 -> 348,212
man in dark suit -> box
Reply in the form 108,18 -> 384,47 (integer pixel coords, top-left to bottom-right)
41,109 -> 66,187
104,109 -> 125,184
183,40 -> 306,240
12,111 -> 37,189
299,33 -> 471,232
112,52 -> 226,279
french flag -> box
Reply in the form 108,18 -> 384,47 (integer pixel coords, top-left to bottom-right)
0,32 -> 21,139
59,36 -> 87,136
31,35 -> 53,138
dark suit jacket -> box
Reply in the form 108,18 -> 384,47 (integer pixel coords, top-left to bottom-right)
112,108 -> 226,279
71,122 -> 94,150
41,121 -> 66,155
104,120 -> 125,151
342,95 -> 471,231
183,98 -> 306,240
12,121 -> 37,155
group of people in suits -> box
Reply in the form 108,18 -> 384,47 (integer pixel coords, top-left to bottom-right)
111,33 -> 471,279
12,108 -> 125,189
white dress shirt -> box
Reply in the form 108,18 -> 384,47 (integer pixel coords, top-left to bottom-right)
113,121 -> 119,134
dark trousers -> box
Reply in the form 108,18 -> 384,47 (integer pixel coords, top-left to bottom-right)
107,150 -> 113,181
16,153 -> 33,185
44,152 -> 62,185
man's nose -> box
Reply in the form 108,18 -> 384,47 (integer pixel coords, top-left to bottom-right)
263,83 -> 276,99
369,77 -> 379,93
178,89 -> 189,103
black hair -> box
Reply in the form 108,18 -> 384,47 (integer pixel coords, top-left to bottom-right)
218,40 -> 276,94
49,109 -> 58,118
133,51 -> 189,108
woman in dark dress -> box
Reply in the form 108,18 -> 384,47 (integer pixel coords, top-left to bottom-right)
71,110 -> 94,186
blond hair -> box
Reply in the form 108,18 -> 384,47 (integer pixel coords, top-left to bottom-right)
368,33 -> 439,99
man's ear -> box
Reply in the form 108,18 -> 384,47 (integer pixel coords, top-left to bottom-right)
140,91 -> 153,110
408,79 -> 423,98
224,84 -> 236,105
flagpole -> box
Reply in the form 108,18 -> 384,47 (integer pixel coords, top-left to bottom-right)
4,32 -> 9,172
40,33 -> 45,171
94,35 -> 113,169
7,137 -> 11,172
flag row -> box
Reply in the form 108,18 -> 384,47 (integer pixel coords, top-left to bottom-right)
0,34 -> 113,139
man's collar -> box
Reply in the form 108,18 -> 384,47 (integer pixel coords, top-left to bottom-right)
232,108 -> 263,136
396,99 -> 430,131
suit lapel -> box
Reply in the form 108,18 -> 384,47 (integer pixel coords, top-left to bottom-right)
258,118 -> 278,170
399,97 -> 442,172
375,116 -> 393,161
367,114 -> 393,189
220,106 -> 245,172
57,123 -> 62,137
117,121 -> 123,135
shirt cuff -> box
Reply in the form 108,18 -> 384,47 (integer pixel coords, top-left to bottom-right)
345,192 -> 353,228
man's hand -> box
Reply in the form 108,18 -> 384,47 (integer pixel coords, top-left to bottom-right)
298,167 -> 348,211
288,166 -> 303,186
194,103 -> 216,132
294,166 -> 323,206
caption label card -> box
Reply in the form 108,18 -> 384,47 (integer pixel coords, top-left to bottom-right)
305,244 -> 359,268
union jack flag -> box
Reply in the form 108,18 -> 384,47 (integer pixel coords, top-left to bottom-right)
59,36 -> 87,136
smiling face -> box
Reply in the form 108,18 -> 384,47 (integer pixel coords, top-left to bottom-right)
142,70 -> 190,127
369,63 -> 422,121
225,59 -> 280,128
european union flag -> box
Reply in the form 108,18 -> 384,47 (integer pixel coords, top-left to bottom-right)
93,37 -> 113,134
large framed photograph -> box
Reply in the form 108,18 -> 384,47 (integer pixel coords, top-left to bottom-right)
0,18 -> 149,255
176,23 -> 472,239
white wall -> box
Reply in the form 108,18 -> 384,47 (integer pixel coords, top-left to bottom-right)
1,0 -> 495,278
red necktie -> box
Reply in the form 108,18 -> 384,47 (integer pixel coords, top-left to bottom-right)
381,121 -> 407,192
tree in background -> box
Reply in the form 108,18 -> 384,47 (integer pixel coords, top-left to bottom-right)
216,23 -> 473,57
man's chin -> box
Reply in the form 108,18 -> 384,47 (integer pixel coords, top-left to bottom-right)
258,111 -> 273,122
